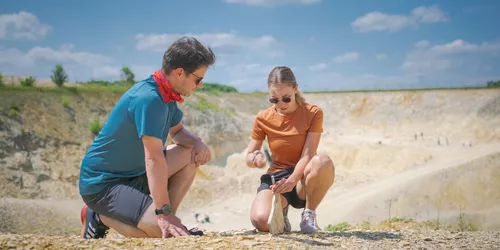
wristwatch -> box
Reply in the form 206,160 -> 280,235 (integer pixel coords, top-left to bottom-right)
154,204 -> 172,216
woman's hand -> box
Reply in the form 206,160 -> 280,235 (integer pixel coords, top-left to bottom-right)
270,177 -> 298,194
253,151 -> 267,168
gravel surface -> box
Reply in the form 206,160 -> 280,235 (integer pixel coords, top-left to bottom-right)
1,229 -> 499,250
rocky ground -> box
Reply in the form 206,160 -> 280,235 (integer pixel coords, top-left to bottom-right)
1,228 -> 499,249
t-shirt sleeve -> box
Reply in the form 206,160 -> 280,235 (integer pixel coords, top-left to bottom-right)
169,105 -> 183,128
251,112 -> 266,141
132,95 -> 167,139
308,106 -> 324,133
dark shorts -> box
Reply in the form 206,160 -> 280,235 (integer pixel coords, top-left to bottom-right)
257,168 -> 306,209
81,173 -> 153,227
80,149 -> 169,227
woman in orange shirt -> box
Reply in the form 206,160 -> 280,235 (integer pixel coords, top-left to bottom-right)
245,66 -> 335,234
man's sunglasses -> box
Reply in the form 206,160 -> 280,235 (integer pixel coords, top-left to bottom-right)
269,96 -> 292,104
190,72 -> 203,85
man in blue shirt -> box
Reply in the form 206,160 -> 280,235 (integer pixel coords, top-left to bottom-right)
79,36 -> 216,239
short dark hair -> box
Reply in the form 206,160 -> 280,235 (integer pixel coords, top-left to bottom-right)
162,36 -> 216,75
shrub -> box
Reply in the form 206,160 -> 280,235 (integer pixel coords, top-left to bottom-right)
8,109 -> 18,118
90,118 -> 103,136
61,96 -> 70,107
20,77 -> 35,87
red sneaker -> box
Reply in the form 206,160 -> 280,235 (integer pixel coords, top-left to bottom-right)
80,204 -> 109,239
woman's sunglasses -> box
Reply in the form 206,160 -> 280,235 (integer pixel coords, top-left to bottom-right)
269,96 -> 292,104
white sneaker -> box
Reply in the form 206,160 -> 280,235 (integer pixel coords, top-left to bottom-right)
300,209 -> 320,234
267,193 -> 285,235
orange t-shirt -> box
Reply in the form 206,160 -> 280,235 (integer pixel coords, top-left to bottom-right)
251,102 -> 324,173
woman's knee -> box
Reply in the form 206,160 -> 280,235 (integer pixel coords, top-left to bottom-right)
306,153 -> 335,174
250,212 -> 269,231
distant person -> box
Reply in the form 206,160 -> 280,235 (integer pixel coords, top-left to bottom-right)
244,66 -> 335,234
78,36 -> 216,239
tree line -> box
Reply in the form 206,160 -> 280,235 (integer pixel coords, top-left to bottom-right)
0,64 -> 238,93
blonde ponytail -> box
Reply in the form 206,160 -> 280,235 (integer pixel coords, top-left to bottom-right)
295,91 -> 305,106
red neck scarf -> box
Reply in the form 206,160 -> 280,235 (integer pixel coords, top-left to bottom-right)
152,70 -> 184,104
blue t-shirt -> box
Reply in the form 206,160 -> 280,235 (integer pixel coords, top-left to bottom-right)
78,75 -> 183,196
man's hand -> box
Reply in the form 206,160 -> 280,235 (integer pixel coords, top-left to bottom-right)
192,139 -> 211,166
271,177 -> 299,194
157,214 -> 189,238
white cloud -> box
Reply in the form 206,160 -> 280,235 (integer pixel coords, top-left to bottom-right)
304,38 -> 500,92
351,5 -> 448,33
332,52 -> 359,64
429,39 -> 500,55
307,71 -> 420,91
224,63 -> 271,89
0,44 -> 113,69
135,32 -> 281,57
0,11 -> 51,40
0,44 -> 155,82
402,39 -> 500,76
309,62 -> 328,72
375,54 -> 388,60
414,40 -> 430,49
222,0 -> 320,7
91,64 -> 156,81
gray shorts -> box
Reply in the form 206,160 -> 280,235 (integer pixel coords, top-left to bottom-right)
81,173 -> 153,227
81,149 -> 172,226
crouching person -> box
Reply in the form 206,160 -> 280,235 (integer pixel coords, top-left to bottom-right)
78,36 -> 216,239
245,66 -> 335,234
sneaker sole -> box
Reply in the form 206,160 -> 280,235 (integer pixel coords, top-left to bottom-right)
267,193 -> 285,235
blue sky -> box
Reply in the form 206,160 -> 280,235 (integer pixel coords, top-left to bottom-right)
0,0 -> 499,92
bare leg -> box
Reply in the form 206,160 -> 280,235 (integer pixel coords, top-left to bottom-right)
165,145 -> 197,215
250,189 -> 288,232
296,154 -> 335,210
100,144 -> 197,238
100,216 -> 149,238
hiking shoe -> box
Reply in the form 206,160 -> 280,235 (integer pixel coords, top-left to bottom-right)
300,209 -> 320,234
80,204 -> 109,239
283,205 -> 291,233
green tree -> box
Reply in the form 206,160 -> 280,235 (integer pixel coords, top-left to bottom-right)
120,66 -> 135,85
51,64 -> 68,87
0,73 -> 4,87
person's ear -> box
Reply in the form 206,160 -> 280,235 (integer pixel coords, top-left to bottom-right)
174,68 -> 184,77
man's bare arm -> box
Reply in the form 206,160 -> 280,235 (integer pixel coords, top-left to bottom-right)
168,122 -> 201,147
143,135 -> 170,209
